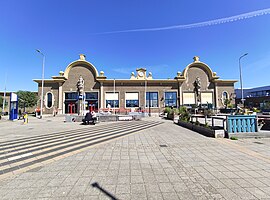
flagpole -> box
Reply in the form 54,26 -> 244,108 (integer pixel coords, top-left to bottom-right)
114,78 -> 115,115
2,73 -> 7,115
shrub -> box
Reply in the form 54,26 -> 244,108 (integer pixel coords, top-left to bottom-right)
230,136 -> 238,140
179,106 -> 191,122
172,108 -> 179,115
195,120 -> 200,126
164,107 -> 171,114
252,107 -> 260,113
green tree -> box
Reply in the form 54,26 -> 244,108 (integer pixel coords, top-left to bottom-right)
224,98 -> 232,108
16,91 -> 38,109
0,96 -> 8,108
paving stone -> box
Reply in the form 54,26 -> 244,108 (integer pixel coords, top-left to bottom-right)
130,183 -> 146,194
116,184 -> 130,194
244,187 -> 270,199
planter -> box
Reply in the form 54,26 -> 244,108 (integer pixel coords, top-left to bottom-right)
166,113 -> 174,120
192,125 -> 216,137
177,120 -> 224,138
178,120 -> 193,129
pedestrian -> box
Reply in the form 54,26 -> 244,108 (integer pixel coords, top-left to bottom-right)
82,111 -> 92,125
91,110 -> 97,124
107,103 -> 111,111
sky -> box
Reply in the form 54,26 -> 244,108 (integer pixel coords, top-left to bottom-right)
0,0 -> 270,92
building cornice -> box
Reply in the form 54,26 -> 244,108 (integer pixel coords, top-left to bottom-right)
213,79 -> 238,84
33,79 -> 66,83
98,79 -> 178,84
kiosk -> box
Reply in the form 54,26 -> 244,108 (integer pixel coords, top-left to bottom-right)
9,93 -> 18,121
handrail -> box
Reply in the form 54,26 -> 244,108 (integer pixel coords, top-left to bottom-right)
190,114 -> 226,129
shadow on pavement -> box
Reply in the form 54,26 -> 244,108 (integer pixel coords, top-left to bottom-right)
91,182 -> 118,200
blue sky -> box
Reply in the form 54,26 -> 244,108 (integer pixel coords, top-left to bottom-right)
0,0 -> 270,92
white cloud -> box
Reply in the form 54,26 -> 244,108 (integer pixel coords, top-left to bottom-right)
96,8 -> 270,34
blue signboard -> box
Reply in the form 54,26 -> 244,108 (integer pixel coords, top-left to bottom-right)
9,93 -> 18,120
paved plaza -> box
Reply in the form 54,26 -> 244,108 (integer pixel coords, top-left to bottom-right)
0,116 -> 270,199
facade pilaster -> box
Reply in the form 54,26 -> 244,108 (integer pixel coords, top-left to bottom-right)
58,83 -> 63,114
100,82 -> 104,108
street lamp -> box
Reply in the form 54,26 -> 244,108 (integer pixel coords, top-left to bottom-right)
239,53 -> 248,107
36,49 -> 45,119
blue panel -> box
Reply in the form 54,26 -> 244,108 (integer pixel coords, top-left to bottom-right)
233,119 -> 237,133
246,119 -> 251,132
251,118 -> 255,132
242,119 -> 246,132
227,115 -> 257,133
237,119 -> 241,132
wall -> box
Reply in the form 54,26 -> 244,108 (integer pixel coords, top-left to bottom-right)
103,81 -> 178,113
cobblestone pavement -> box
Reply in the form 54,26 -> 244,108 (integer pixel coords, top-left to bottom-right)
0,116 -> 270,199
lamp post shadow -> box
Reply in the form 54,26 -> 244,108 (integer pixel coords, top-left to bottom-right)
91,182 -> 119,200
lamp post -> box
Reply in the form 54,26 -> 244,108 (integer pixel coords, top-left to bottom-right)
2,73 -> 7,116
36,49 -> 45,119
239,53 -> 248,107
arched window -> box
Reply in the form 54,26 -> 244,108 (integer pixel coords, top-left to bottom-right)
222,91 -> 228,100
46,92 -> 54,109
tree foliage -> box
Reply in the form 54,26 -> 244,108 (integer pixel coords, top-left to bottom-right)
0,96 -> 8,108
16,91 -> 38,109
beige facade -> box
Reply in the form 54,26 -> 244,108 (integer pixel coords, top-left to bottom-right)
33,55 -> 237,115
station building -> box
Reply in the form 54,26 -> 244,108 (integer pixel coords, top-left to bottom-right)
33,55 -> 237,115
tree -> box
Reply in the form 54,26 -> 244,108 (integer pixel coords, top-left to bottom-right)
0,96 -> 8,108
16,91 -> 38,109
224,98 -> 231,109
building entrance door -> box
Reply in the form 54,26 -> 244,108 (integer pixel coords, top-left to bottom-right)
68,103 -> 75,114
88,102 -> 96,112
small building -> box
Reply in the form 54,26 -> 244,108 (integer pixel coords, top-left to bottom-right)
33,55 -> 237,115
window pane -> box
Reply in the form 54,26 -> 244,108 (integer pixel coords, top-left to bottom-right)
65,92 -> 77,100
86,92 -> 98,100
47,93 -> 53,108
146,92 -> 158,107
126,100 -> 139,107
165,92 -> 177,107
126,92 -> 139,107
106,100 -> 119,108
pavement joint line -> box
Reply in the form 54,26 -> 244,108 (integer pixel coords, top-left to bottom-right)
216,138 -> 270,163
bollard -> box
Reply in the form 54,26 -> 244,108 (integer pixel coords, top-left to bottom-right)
23,113 -> 28,124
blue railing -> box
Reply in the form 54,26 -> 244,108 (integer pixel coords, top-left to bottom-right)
227,115 -> 257,133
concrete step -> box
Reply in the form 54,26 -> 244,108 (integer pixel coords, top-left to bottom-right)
0,120 -> 163,178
